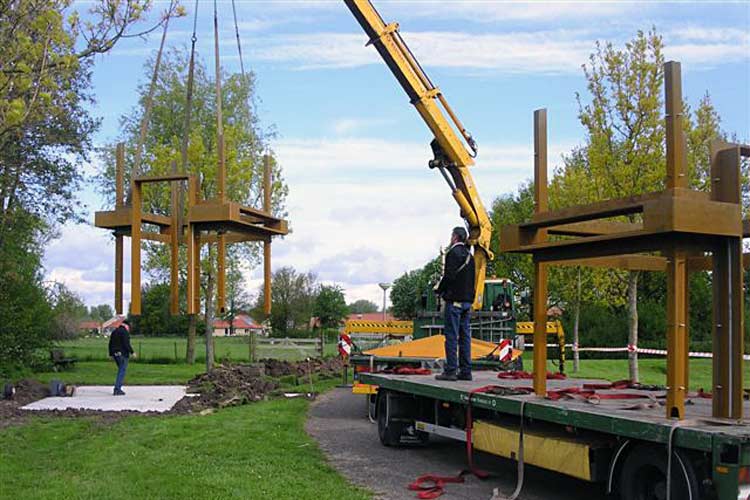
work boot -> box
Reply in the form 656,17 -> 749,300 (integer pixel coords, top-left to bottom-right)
457,372 -> 473,381
435,372 -> 457,381
113,389 -> 126,396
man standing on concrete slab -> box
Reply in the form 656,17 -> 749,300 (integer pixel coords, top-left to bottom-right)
434,227 -> 475,382
108,319 -> 135,395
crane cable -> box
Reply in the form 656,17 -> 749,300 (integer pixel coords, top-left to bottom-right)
176,0 -> 200,228
127,2 -> 174,204
231,0 -> 246,78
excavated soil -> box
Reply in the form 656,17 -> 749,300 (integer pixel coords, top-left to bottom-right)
1,358 -> 346,427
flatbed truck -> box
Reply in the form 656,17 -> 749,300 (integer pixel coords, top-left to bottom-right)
360,370 -> 750,500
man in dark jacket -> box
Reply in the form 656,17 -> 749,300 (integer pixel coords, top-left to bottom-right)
434,227 -> 476,381
108,319 -> 135,395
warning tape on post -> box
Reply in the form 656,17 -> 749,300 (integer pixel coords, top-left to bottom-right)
523,343 -> 750,361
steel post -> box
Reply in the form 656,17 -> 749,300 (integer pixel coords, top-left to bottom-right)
710,142 -> 744,419
532,109 -> 549,396
130,180 -> 142,315
170,161 -> 179,316
665,61 -> 687,190
665,247 -> 688,419
263,155 -> 272,317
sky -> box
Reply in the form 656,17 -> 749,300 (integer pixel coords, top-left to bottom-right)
45,0 -> 750,312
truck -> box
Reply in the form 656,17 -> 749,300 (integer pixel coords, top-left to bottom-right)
342,1 -> 750,499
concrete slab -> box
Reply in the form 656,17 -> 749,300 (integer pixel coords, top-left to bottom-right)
21,386 -> 187,413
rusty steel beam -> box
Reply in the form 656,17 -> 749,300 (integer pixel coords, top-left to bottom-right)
217,234 -> 226,314
711,141 -> 744,419
665,246 -> 688,419
114,143 -> 125,315
532,109 -> 548,396
263,155 -> 273,317
665,61 -> 688,190
170,161 -> 179,316
130,180 -> 142,315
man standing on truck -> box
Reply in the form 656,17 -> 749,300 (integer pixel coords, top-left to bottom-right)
434,227 -> 476,381
108,319 -> 135,396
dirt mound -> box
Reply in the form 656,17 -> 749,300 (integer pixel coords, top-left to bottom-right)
174,364 -> 279,413
174,358 -> 345,413
0,379 -> 54,428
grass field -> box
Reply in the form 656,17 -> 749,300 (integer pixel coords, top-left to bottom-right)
57,336 -> 338,364
0,377 -> 368,500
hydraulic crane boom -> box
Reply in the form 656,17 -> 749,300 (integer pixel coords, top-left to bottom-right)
343,0 -> 494,309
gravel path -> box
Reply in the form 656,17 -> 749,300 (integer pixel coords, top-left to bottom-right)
306,387 -> 610,500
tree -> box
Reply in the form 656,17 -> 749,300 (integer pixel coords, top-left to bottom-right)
129,283 -> 190,337
549,29 -> 728,381
0,213 -> 53,375
255,267 -> 317,336
98,47 -> 288,367
89,304 -> 114,322
0,1 -> 179,239
390,257 -> 441,320
347,299 -> 379,314
314,285 -> 348,329
48,282 -> 88,340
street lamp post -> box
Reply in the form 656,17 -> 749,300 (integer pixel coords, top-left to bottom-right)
378,282 -> 391,321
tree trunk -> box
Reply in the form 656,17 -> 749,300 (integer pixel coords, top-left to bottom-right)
627,271 -> 639,383
573,268 -> 581,373
204,268 -> 215,373
186,314 -> 196,364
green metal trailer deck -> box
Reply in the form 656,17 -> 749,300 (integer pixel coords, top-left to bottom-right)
360,370 -> 750,500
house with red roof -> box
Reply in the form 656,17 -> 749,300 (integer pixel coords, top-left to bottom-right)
212,314 -> 265,337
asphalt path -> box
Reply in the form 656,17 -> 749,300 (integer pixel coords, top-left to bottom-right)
306,387 -> 611,500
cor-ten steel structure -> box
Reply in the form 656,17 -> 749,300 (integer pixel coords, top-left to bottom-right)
95,150 -> 288,318
501,61 -> 749,420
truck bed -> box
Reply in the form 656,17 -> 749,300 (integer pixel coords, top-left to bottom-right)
359,370 -> 750,452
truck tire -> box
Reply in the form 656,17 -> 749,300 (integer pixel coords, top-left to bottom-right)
618,444 -> 700,500
377,391 -> 403,447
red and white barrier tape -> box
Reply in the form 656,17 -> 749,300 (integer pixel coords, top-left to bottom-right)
523,343 -> 750,360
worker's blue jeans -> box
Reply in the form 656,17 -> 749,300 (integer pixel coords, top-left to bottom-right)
113,355 -> 128,392
444,302 -> 472,375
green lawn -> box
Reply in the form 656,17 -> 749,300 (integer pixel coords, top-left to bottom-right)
0,383 -> 368,500
57,336 -> 338,364
32,361 -> 206,385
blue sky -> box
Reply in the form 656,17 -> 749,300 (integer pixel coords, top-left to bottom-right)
46,0 -> 750,310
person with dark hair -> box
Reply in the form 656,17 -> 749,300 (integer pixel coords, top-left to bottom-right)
108,319 -> 135,396
434,226 -> 476,381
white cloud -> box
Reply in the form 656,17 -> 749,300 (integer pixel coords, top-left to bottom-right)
251,30 -> 596,72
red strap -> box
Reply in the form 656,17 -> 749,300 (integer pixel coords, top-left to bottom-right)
391,367 -> 432,375
582,379 -> 632,390
497,370 -> 567,380
407,386 -> 496,498
408,472 -> 468,499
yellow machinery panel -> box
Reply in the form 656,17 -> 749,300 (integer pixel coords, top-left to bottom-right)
473,420 -> 592,481
515,320 -> 564,336
343,319 -> 414,336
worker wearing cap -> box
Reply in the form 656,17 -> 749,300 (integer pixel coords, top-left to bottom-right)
108,319 -> 135,395
434,227 -> 476,381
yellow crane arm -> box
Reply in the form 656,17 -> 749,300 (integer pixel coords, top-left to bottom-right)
343,0 -> 494,309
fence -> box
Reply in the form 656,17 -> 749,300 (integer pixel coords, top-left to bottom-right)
250,336 -> 324,362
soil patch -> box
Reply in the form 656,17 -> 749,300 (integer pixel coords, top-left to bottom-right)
1,358 -> 346,427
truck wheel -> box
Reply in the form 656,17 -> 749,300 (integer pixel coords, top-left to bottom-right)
377,392 -> 403,447
618,444 -> 700,500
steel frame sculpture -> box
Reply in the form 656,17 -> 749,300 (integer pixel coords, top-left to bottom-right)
501,61 -> 750,420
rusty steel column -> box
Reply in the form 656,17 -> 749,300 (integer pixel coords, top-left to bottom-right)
170,161 -> 179,316
665,247 -> 688,419
532,109 -> 549,396
711,141 -> 744,419
263,155 -> 272,317
130,180 -> 142,315
665,61 -> 688,190
114,143 -> 125,315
